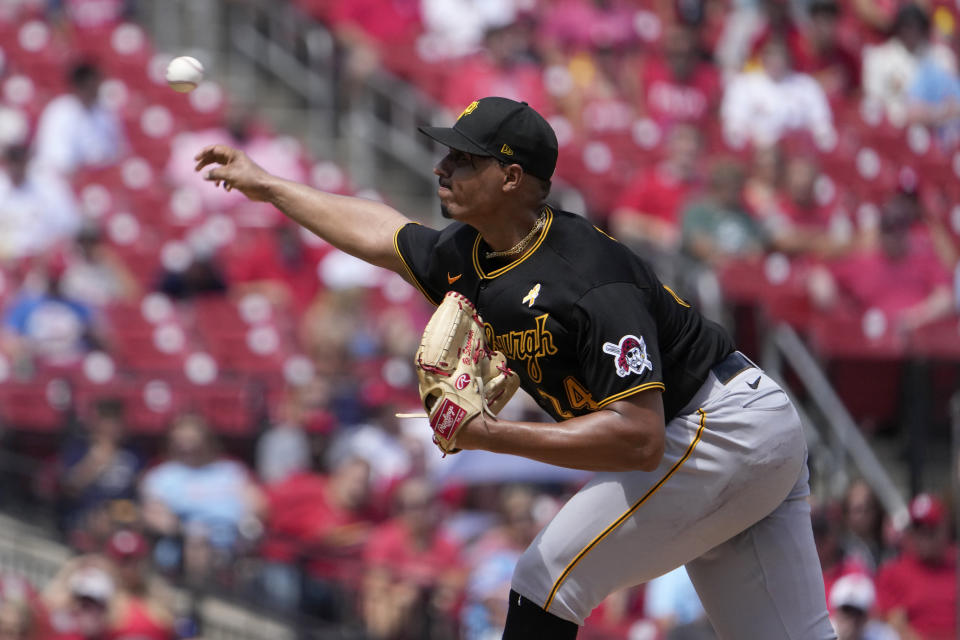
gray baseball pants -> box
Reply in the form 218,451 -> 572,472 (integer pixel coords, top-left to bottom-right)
511,358 -> 836,639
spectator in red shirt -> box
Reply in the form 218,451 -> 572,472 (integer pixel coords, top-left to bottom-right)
444,22 -> 550,115
744,0 -> 806,70
815,195 -> 955,333
800,1 -> 861,101
610,124 -> 702,253
635,24 -> 721,128
260,456 -> 373,618
760,154 -> 851,259
104,530 -> 175,640
848,0 -> 901,45
743,143 -> 784,220
361,477 -> 464,640
748,1 -> 860,102
326,0 -> 422,79
876,493 -> 957,640
537,0 -> 640,60
226,223 -> 329,314
773,154 -> 832,230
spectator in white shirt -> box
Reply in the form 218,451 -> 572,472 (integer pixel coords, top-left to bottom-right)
48,0 -> 131,29
863,4 -> 957,126
60,225 -> 141,307
418,0 -> 518,59
829,574 -> 899,640
34,61 -> 124,175
0,144 -> 81,260
721,37 -> 835,148
165,109 -> 305,214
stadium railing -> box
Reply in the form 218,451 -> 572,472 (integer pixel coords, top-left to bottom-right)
762,324 -> 910,530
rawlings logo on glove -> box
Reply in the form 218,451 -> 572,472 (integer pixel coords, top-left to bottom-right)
415,291 -> 520,455
431,398 -> 468,440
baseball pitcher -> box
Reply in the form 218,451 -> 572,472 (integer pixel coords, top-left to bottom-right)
195,97 -> 835,639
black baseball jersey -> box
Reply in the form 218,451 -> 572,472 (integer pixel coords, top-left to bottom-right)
395,206 -> 735,422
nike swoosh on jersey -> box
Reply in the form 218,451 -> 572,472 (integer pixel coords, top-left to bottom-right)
447,273 -> 462,284
747,376 -> 761,389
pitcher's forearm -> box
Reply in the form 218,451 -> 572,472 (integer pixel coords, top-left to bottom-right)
264,175 -> 412,272
456,395 -> 666,472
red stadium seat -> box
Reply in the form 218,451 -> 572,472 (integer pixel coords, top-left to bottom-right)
0,378 -> 72,432
808,311 -> 906,360
191,297 -> 248,340
104,302 -> 155,334
807,312 -> 906,427
125,379 -> 184,434
717,258 -> 776,304
109,246 -> 162,287
183,380 -> 263,436
764,290 -> 817,330
909,317 -> 960,360
5,20 -> 67,81
113,324 -> 190,375
203,326 -> 291,377
73,376 -> 183,435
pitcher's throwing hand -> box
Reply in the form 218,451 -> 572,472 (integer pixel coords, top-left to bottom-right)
194,144 -> 271,201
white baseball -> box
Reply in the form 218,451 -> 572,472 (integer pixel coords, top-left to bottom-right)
165,56 -> 204,93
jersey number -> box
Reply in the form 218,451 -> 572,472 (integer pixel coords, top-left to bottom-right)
564,377 -> 599,412
538,378 -> 600,419
538,390 -> 574,419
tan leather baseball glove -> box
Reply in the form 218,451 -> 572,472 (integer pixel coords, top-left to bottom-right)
415,291 -> 520,455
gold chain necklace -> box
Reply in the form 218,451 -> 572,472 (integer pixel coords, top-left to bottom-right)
485,209 -> 547,259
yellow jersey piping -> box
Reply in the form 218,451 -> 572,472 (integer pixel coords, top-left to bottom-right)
393,224 -> 438,306
471,206 -> 554,280
663,284 -> 691,308
596,382 -> 665,409
594,225 -> 617,242
543,407 -> 708,612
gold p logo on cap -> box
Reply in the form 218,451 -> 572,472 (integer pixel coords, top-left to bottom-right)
458,100 -> 479,120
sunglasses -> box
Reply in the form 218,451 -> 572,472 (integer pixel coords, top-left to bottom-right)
73,596 -> 108,611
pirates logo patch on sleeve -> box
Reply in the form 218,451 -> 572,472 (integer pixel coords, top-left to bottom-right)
603,334 -> 653,377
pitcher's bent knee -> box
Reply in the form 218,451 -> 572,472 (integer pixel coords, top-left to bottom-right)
510,544 -> 592,625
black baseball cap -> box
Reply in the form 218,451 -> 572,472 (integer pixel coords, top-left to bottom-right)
419,97 -> 559,181
809,0 -> 840,16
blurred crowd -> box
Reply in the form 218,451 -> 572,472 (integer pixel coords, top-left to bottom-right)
310,0 -> 960,344
0,0 -> 958,639
0,402 -> 956,639
308,0 -> 960,462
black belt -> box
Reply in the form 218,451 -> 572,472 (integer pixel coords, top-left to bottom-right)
711,351 -> 757,385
